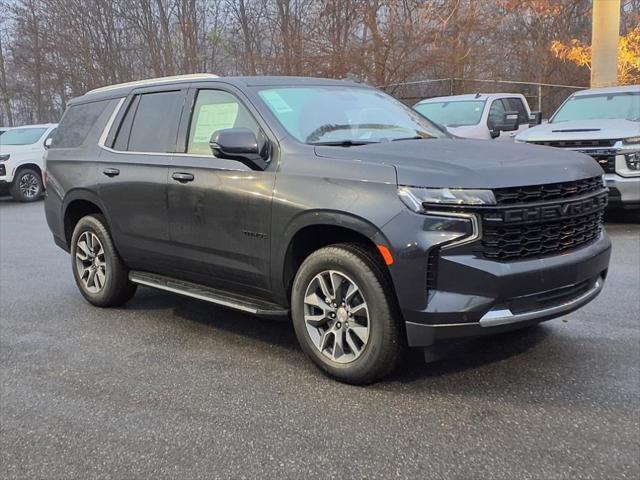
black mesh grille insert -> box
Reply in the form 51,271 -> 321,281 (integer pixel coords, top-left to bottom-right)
591,154 -> 616,173
481,210 -> 604,260
493,176 -> 604,205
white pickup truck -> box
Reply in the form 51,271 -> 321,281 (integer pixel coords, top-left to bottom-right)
413,93 -> 542,141
516,85 -> 639,211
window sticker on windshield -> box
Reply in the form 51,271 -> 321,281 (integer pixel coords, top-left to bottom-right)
193,103 -> 239,143
262,91 -> 293,113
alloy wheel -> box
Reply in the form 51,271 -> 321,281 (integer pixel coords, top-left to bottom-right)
75,231 -> 107,293
19,173 -> 40,198
303,270 -> 370,364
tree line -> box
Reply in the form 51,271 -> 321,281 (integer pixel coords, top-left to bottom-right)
0,0 -> 638,126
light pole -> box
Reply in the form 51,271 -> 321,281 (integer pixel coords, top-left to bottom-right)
590,0 -> 620,87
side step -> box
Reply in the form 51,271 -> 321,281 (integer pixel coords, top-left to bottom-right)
129,271 -> 289,317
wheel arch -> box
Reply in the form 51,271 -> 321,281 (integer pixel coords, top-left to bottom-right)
62,190 -> 108,248
13,163 -> 43,177
276,210 -> 393,305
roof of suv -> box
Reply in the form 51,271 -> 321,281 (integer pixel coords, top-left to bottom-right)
6,123 -> 57,129
74,74 -> 365,104
572,84 -> 639,96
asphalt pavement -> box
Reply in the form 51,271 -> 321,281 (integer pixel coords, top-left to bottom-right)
1,199 -> 639,479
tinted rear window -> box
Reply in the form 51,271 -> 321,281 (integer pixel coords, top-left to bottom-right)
52,100 -> 110,148
125,91 -> 183,153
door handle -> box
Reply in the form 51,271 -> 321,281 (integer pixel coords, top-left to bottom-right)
171,172 -> 194,183
102,168 -> 120,177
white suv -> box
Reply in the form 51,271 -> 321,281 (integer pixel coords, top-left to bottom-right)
516,85 -> 639,211
0,124 -> 57,202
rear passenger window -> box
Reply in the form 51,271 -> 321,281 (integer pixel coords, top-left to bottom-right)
52,100 -> 110,148
505,98 -> 529,124
187,90 -> 260,155
116,91 -> 183,153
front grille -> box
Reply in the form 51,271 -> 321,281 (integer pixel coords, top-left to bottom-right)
529,139 -> 617,148
481,210 -> 604,260
470,176 -> 608,261
590,154 -> 616,173
493,176 -> 603,205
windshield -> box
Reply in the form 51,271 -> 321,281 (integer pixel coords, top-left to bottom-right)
0,127 -> 47,145
414,100 -> 485,127
257,86 -> 446,144
551,92 -> 640,123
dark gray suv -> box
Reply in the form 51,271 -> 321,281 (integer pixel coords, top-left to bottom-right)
44,75 -> 611,384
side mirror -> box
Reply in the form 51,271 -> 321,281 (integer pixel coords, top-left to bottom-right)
490,110 -> 519,138
44,137 -> 53,149
209,128 -> 269,170
529,111 -> 543,126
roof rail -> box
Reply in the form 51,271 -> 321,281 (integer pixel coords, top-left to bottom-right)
86,73 -> 220,95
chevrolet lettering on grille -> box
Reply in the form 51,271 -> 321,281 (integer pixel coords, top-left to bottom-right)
484,192 -> 608,224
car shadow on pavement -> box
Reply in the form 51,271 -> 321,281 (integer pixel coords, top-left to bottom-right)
126,287 -> 550,381
392,325 -> 549,384
127,287 -> 300,351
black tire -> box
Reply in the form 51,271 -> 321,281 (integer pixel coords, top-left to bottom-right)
70,214 -> 137,307
291,243 -> 406,384
10,167 -> 42,202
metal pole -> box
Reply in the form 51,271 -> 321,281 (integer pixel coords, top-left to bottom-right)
537,83 -> 542,112
591,0 -> 620,87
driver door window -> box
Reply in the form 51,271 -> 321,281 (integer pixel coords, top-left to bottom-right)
187,90 -> 260,155
487,99 -> 506,129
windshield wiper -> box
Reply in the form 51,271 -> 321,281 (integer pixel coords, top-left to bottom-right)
392,136 -> 427,141
310,140 -> 379,147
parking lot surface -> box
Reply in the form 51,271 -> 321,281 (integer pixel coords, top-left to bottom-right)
1,199 -> 639,479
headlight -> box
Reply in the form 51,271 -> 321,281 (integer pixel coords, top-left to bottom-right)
625,152 -> 640,171
623,136 -> 640,145
0,154 -> 9,162
398,186 -> 496,212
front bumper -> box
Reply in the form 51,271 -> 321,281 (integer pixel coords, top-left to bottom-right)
605,173 -> 640,210
380,208 -> 611,347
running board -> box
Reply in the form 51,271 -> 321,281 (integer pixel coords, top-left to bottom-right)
129,271 -> 289,317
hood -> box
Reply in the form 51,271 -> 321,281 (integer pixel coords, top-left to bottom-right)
0,143 -> 41,155
314,138 -> 603,189
516,118 -> 640,143
445,125 -> 485,139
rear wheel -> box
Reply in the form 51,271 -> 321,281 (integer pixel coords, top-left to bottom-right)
10,168 -> 42,202
70,214 -> 136,307
291,244 -> 405,384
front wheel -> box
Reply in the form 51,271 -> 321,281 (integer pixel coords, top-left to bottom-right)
10,168 -> 42,202
291,244 -> 405,384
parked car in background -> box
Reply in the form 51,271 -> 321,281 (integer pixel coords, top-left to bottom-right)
45,75 -> 610,384
0,123 -> 57,201
413,93 -> 542,141
516,85 -> 640,210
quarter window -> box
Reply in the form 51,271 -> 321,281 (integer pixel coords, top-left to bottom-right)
52,100 -> 110,148
187,90 -> 260,155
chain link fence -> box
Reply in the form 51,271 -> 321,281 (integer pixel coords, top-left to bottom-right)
383,78 -> 587,117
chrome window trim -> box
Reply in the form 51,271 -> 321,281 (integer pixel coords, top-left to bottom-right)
98,97 -> 125,148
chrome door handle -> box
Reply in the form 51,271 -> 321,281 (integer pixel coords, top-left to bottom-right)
171,172 -> 194,183
103,168 -> 120,177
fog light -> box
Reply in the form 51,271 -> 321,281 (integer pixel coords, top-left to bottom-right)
625,152 -> 640,171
